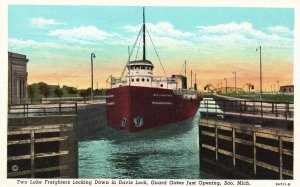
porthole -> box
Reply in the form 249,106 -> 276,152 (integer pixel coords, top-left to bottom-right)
131,79 -> 134,82
137,78 -> 139,82
160,84 -> 163,87
147,79 -> 149,82
142,78 -> 145,82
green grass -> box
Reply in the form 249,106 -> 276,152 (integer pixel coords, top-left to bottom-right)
220,93 -> 294,103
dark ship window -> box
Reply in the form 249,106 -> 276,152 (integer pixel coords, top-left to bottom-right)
142,78 -> 145,82
131,79 -> 134,82
137,78 -> 139,82
141,66 -> 145,69
160,84 -> 163,87
147,79 -> 149,82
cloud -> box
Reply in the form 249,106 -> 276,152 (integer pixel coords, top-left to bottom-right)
29,17 -> 63,28
267,26 -> 293,36
49,26 -> 115,44
196,22 -> 292,43
8,38 -> 96,53
124,22 -> 195,38
197,22 -> 252,33
9,38 -> 55,48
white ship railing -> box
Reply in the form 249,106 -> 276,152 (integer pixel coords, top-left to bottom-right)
173,89 -> 198,99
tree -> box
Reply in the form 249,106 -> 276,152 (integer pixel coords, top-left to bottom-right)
79,90 -> 87,103
54,86 -> 63,98
38,82 -> 50,100
95,88 -> 106,96
85,88 -> 92,97
67,87 -> 77,95
27,85 -> 35,104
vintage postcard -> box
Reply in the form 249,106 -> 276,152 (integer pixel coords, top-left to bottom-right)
0,0 -> 299,186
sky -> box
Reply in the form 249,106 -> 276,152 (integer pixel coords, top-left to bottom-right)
8,6 -> 294,91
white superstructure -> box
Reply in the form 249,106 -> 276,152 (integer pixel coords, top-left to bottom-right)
111,59 -> 178,90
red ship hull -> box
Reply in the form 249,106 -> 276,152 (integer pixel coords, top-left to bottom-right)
106,86 -> 201,132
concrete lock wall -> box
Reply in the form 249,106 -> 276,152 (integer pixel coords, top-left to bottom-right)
76,103 -> 108,138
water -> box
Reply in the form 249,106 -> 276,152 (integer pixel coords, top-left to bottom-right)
78,110 -> 215,179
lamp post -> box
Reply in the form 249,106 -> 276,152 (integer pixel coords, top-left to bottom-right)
271,85 -> 273,93
224,78 -> 227,93
91,53 -> 96,101
221,82 -> 222,93
256,45 -> 262,100
232,71 -> 236,93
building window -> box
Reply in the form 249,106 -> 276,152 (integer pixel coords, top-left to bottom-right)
160,84 -> 163,87
137,78 -> 139,82
142,78 -> 145,82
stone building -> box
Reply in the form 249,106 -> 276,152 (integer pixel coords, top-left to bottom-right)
8,52 -> 29,104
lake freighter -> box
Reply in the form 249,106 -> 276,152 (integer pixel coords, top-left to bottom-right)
106,8 -> 202,132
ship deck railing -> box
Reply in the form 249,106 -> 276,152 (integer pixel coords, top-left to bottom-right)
111,76 -> 177,84
152,76 -> 176,82
173,89 -> 198,99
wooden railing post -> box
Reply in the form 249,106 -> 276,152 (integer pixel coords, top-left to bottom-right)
275,103 -> 278,117
232,128 -> 236,167
279,136 -> 283,179
253,132 -> 257,176
26,104 -> 29,117
59,103 -> 62,115
260,101 -> 263,118
206,100 -> 209,113
215,124 -> 218,161
75,103 -> 78,115
30,130 -> 35,177
286,103 -> 290,117
23,104 -> 26,117
240,100 -> 242,114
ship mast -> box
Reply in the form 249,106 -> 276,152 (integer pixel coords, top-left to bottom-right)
143,7 -> 146,61
184,60 -> 186,77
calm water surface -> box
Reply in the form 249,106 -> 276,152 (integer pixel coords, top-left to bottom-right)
78,110 -> 215,179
